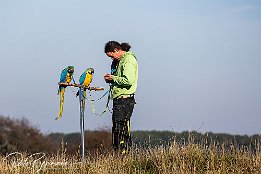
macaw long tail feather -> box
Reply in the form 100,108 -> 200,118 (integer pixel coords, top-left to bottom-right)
55,88 -> 65,120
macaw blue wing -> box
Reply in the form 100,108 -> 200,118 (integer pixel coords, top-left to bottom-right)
59,68 -> 67,83
79,72 -> 86,85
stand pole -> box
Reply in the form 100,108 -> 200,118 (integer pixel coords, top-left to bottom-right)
58,82 -> 104,161
79,87 -> 85,161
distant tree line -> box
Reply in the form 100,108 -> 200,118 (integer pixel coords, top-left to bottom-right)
132,130 -> 261,152
0,115 -> 260,156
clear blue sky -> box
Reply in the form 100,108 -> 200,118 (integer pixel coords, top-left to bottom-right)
0,0 -> 261,135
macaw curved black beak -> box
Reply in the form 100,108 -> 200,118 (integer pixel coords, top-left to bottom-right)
68,69 -> 74,74
88,68 -> 94,74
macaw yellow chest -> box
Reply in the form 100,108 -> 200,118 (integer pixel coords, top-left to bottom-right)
83,73 -> 92,86
66,73 -> 73,83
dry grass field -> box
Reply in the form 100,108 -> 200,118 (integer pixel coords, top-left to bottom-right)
0,140 -> 260,174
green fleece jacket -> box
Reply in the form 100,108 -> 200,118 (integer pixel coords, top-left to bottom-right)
111,51 -> 138,99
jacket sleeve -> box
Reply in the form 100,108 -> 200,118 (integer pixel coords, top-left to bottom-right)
112,61 -> 136,86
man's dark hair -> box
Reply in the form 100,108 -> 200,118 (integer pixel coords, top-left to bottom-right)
104,41 -> 131,53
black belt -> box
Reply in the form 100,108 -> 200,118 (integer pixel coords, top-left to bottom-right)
116,94 -> 135,99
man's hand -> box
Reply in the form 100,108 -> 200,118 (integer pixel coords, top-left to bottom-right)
104,74 -> 114,83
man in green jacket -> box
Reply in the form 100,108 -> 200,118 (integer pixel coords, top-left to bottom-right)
104,41 -> 138,154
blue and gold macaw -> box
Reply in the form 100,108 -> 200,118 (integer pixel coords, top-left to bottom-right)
56,66 -> 75,120
78,68 -> 94,111
79,67 -> 94,87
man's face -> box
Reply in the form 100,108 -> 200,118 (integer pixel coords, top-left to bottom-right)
106,50 -> 120,60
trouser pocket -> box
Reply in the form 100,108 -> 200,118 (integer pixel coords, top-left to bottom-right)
112,98 -> 136,121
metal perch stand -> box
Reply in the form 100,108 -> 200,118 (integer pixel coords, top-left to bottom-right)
58,82 -> 104,161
